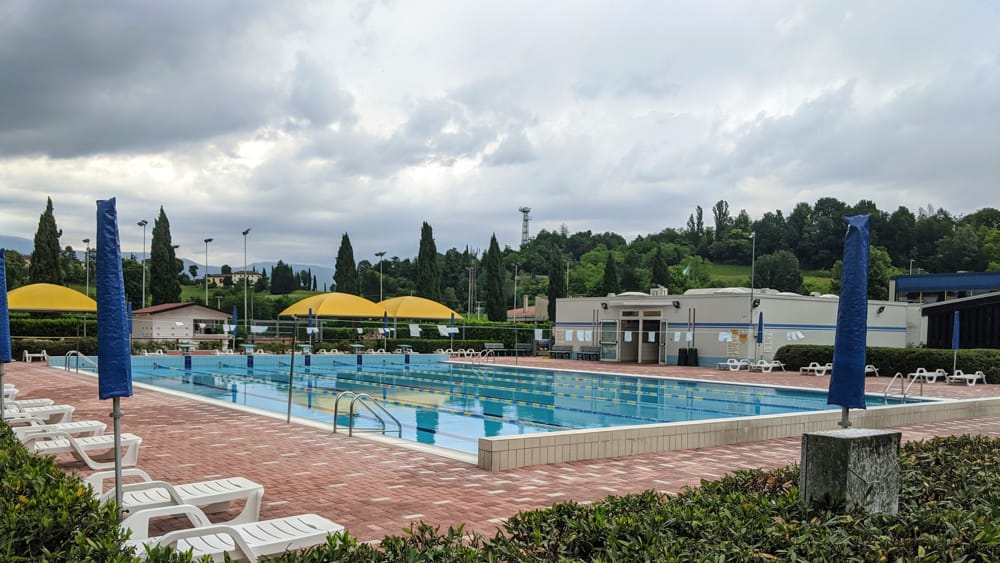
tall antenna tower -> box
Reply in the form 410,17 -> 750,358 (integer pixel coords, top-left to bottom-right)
519,206 -> 531,247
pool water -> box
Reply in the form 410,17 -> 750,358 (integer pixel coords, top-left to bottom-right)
126,355 -> 918,455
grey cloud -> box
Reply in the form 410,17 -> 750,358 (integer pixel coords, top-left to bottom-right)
484,131 -> 537,166
288,55 -> 358,128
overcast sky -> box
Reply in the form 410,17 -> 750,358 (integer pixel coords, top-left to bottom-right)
1,1 -> 997,268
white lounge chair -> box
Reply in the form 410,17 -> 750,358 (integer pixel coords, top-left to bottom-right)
11,419 -> 107,442
752,359 -> 786,373
716,358 -> 740,371
22,350 -> 49,363
22,430 -> 141,470
908,367 -> 947,384
5,397 -> 56,408
4,403 -> 75,424
865,364 -> 880,377
799,362 -> 832,376
123,504 -> 343,562
86,469 -> 263,524
946,370 -> 987,386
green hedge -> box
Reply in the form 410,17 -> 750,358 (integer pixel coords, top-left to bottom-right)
10,316 -> 96,338
0,425 -> 133,562
11,337 -> 98,359
774,344 -> 1000,383
6,429 -> 1000,561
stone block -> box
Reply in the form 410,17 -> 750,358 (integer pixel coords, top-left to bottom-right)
800,429 -> 901,515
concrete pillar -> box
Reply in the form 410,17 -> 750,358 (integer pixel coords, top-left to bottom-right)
800,429 -> 901,515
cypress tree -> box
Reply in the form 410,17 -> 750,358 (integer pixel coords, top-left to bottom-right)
600,252 -> 620,296
149,207 -> 182,305
651,246 -> 669,288
546,252 -> 566,321
416,222 -> 440,300
484,234 -> 505,321
333,233 -> 358,294
29,197 -> 63,284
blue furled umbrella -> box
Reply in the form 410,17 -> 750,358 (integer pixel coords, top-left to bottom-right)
828,214 -> 871,426
96,198 -> 133,519
0,249 -> 12,416
755,311 -> 764,361
952,310 -> 960,374
383,310 -> 389,348
231,305 -> 239,351
449,312 -> 456,350
307,307 -> 313,344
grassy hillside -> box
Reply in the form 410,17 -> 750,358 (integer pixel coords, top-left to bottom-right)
707,264 -> 832,294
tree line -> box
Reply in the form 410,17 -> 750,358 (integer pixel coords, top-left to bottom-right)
8,196 -> 1000,322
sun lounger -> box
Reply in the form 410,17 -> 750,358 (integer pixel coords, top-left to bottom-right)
5,397 -> 56,408
86,469 -> 264,524
751,359 -> 786,373
865,364 -> 880,377
123,504 -> 344,562
22,431 -> 141,470
11,419 -> 107,442
907,367 -> 947,384
4,403 -> 75,424
716,358 -> 741,371
22,350 -> 49,363
946,369 -> 987,386
799,362 -> 832,376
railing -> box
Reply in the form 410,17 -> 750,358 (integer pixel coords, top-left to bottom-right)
332,391 -> 402,438
64,351 -> 99,373
884,372 -> 922,401
472,348 -> 496,365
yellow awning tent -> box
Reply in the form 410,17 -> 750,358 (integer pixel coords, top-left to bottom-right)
378,296 -> 462,320
7,283 -> 97,313
278,292 -> 383,318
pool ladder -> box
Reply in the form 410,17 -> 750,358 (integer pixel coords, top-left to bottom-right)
332,391 -> 402,438
884,372 -> 923,401
63,351 -> 99,373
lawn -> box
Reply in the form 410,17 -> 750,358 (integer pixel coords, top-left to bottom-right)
707,263 -> 832,293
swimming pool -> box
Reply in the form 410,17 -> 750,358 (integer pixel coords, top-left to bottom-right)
123,354 -> 919,456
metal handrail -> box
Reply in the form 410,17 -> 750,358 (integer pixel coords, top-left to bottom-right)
884,371 -> 922,401
332,391 -> 402,437
474,348 -> 495,365
64,351 -> 99,373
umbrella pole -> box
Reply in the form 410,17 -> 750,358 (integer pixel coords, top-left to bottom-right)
1,363 -> 5,420
112,396 -> 124,520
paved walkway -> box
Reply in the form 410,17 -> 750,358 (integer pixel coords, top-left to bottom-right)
4,359 -> 998,541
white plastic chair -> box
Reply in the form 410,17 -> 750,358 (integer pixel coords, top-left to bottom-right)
22,430 -> 141,470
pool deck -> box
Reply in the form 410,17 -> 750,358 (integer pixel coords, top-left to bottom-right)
5,358 -> 1000,542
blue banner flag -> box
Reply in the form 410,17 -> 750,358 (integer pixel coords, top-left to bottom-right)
828,214 -> 871,410
952,310 -> 960,351
96,198 -> 133,400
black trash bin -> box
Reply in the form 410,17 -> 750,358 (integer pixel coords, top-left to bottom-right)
687,348 -> 699,367
677,347 -> 689,366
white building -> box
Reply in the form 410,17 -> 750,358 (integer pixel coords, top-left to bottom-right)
553,287 -> 910,366
131,302 -> 232,346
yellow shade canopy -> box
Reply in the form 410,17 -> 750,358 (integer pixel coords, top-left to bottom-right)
378,296 -> 462,320
279,292 -> 383,318
7,283 -> 97,312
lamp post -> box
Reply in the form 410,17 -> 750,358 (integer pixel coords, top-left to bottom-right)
204,238 -> 213,306
512,263 -> 518,321
137,220 -> 148,308
375,251 -> 386,302
82,238 -> 91,297
749,231 -> 756,361
243,228 -> 251,332
909,259 -> 914,275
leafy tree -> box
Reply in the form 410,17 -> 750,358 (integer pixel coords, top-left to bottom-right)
149,207 -> 181,305
753,250 -> 803,293
483,234 -> 505,321
599,252 -> 620,295
188,264 -> 199,280
333,233 -> 359,294
711,200 -> 731,241
3,249 -> 29,289
751,210 -> 786,257
960,207 -> 1000,230
667,256 -> 711,293
911,209 -> 955,272
884,206 -> 916,267
936,224 -> 986,272
416,222 -> 440,300
270,261 -> 296,295
121,255 -> 142,306
60,245 -> 84,283
829,246 -> 897,300
29,197 -> 62,284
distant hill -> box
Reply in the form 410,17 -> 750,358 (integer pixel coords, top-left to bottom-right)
0,235 -> 33,254
177,259 -> 334,289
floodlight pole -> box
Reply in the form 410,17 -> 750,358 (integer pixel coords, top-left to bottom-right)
204,238 -> 213,306
137,220 -> 147,308
83,238 -> 91,298
375,251 -> 386,302
243,228 -> 251,333
749,231 -> 756,362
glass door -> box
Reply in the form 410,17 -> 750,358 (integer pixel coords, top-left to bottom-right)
599,321 -> 618,361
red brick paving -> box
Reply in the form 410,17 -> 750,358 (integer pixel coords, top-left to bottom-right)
4,359 -> 999,542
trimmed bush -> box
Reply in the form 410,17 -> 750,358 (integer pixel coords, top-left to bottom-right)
775,344 -> 999,383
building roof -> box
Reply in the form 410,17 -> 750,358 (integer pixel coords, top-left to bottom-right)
895,272 -> 1000,293
134,302 -> 227,317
